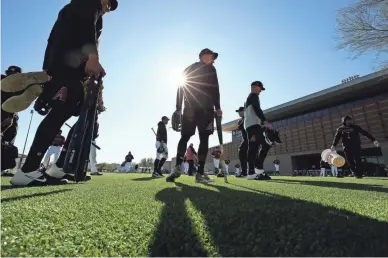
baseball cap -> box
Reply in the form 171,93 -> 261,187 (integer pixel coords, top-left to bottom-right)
162,116 -> 170,121
251,81 -> 265,90
110,0 -> 118,11
235,107 -> 244,112
199,48 -> 218,60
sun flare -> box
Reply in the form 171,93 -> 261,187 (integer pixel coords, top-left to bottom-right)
167,68 -> 187,88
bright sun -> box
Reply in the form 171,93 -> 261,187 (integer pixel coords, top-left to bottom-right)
167,68 -> 187,88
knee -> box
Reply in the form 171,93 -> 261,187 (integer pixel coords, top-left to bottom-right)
180,134 -> 192,143
199,133 -> 209,144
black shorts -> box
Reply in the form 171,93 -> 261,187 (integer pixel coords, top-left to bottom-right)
181,108 -> 214,136
246,125 -> 266,145
38,77 -> 84,116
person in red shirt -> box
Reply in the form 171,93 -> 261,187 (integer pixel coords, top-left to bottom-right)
42,130 -> 65,167
185,143 -> 198,176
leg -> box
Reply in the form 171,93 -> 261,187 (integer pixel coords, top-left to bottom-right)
55,125 -> 75,168
353,150 -> 363,177
238,139 -> 248,175
246,126 -> 260,176
154,141 -> 161,174
188,160 -> 195,175
52,146 -> 61,163
42,146 -> 54,167
21,107 -> 73,173
89,141 -> 98,174
175,108 -> 196,167
255,142 -> 271,171
343,148 -> 356,176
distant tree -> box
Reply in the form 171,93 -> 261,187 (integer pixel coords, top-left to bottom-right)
139,158 -> 154,168
336,0 -> 388,69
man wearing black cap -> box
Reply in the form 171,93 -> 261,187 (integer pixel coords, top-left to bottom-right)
244,81 -> 272,180
331,116 -> 379,178
169,48 -> 222,183
153,116 -> 170,177
9,0 -> 118,187
235,106 -> 248,177
1,66 -> 23,177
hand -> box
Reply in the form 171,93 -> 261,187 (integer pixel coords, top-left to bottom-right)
215,109 -> 222,117
263,121 -> 272,130
85,54 -> 106,78
374,141 -> 379,147
330,146 -> 336,151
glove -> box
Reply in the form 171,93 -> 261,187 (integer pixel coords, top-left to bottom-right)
34,98 -> 51,116
374,141 -> 379,147
171,110 -> 182,132
157,146 -> 164,153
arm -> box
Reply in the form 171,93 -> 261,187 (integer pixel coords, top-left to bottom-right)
156,124 -> 162,141
250,94 -> 267,122
332,128 -> 341,147
209,66 -> 221,110
356,125 -> 376,141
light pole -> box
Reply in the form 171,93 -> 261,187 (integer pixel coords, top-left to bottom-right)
18,110 -> 34,169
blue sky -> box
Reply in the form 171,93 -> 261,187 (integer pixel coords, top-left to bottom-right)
1,0 -> 384,164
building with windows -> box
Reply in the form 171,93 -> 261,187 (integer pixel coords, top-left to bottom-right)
191,69 -> 388,176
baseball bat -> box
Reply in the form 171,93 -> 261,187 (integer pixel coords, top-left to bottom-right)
215,113 -> 228,183
65,123 -> 101,150
151,127 -> 157,136
63,76 -> 101,182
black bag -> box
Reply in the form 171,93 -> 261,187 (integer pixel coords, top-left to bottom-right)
1,141 -> 18,170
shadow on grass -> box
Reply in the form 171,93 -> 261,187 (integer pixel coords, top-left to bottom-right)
1,184 -> 71,191
149,182 -> 388,257
270,179 -> 388,193
131,177 -> 158,181
1,189 -> 72,203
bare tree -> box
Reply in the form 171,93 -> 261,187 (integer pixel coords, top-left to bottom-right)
336,0 -> 388,69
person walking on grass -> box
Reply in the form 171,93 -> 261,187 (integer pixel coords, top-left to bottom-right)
168,48 -> 222,184
244,81 -> 272,180
331,116 -> 379,179
6,0 -> 118,187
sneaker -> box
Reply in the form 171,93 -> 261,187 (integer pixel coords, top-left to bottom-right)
90,172 -> 103,176
262,173 -> 272,180
203,173 -> 215,182
62,174 -> 91,182
152,172 -> 161,178
1,170 -> 15,177
166,166 -> 181,182
216,172 -> 225,177
10,169 -> 48,186
195,174 -> 209,183
356,175 -> 363,179
247,173 -> 260,180
2,72 -> 50,113
46,163 -> 67,179
1,71 -> 50,93
247,173 -> 271,180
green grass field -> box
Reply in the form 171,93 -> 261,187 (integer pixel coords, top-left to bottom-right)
2,174 -> 388,257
